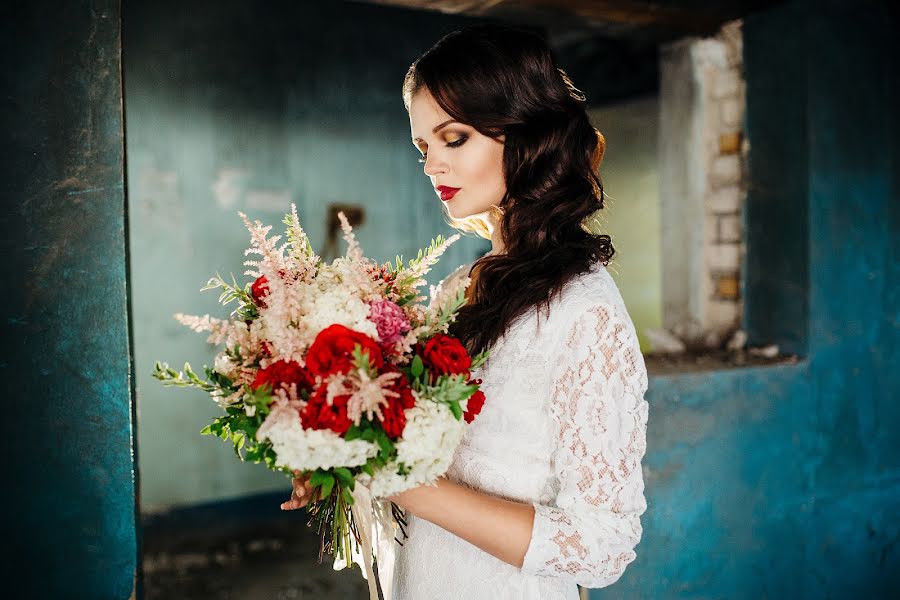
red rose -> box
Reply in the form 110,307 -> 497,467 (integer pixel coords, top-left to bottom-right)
306,324 -> 384,377
421,334 -> 471,378
299,386 -> 352,434
464,389 -> 486,424
378,366 -> 416,440
251,359 -> 314,394
250,275 -> 271,308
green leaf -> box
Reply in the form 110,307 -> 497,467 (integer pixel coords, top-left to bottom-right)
333,467 -> 354,487
411,355 -> 424,378
309,470 -> 330,488
448,400 -> 463,421
344,425 -> 363,441
320,476 -> 335,500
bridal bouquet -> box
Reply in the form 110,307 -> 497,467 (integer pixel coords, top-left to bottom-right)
153,205 -> 486,592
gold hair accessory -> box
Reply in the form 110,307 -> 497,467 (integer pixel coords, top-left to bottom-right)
557,67 -> 587,102
581,129 -> 607,237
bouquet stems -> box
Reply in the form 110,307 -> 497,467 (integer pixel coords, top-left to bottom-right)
307,478 -> 361,565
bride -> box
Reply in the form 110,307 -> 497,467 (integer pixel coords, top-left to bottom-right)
284,24 -> 649,600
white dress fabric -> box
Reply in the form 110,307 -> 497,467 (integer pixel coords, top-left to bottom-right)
392,260 -> 650,599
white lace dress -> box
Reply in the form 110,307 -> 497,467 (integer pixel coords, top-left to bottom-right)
391,260 -> 650,599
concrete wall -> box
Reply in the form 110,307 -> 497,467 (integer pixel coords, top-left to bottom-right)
124,0 -> 491,512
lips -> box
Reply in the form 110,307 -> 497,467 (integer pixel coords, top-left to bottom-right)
436,186 -> 460,202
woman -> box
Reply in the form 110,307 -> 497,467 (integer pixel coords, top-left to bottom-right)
284,24 -> 649,599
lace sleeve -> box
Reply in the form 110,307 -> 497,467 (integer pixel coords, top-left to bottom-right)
520,301 -> 649,588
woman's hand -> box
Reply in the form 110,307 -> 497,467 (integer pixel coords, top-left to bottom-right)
281,470 -> 313,510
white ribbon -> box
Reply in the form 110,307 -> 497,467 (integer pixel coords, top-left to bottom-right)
333,484 -> 399,600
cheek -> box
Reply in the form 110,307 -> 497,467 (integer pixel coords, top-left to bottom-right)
480,144 -> 506,198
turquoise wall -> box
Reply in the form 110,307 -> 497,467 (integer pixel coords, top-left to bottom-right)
606,0 -> 900,596
3,1 -> 137,597
124,0 -> 490,511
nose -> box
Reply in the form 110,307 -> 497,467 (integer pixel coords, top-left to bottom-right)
423,150 -> 447,177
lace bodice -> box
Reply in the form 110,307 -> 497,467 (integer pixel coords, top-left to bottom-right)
392,260 -> 649,599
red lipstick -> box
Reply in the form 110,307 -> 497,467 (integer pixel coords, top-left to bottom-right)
436,186 -> 460,202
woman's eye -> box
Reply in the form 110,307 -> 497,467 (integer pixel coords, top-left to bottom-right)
447,134 -> 468,148
416,135 -> 467,163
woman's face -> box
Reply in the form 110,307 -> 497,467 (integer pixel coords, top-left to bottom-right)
408,88 -> 506,221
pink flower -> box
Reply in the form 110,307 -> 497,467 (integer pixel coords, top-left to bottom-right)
367,300 -> 411,347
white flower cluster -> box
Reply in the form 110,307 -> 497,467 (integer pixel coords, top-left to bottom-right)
301,282 -> 377,339
257,403 -> 379,471
362,398 -> 467,498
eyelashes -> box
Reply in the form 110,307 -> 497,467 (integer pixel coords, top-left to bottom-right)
417,135 -> 469,163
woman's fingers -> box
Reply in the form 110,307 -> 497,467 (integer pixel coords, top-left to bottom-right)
281,474 -> 313,510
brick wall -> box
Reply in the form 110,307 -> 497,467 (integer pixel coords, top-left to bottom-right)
659,20 -> 747,349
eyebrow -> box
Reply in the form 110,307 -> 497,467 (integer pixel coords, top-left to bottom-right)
413,119 -> 458,143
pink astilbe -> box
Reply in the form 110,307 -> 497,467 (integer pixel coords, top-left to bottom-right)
337,211 -> 362,263
396,234 -> 461,297
174,313 -> 236,345
324,370 -> 402,425
284,203 -> 319,281
368,300 -> 411,347
239,212 -> 289,280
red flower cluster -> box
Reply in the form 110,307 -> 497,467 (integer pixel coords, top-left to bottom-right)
299,324 -> 418,437
420,334 -> 471,379
379,366 -> 416,439
250,359 -> 314,394
464,378 -> 486,424
255,327 -> 482,439
306,324 -> 384,377
300,386 -> 353,434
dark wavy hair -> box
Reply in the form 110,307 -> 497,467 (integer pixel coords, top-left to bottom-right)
402,24 -> 614,355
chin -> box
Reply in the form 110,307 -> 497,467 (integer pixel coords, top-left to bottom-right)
447,203 -> 490,222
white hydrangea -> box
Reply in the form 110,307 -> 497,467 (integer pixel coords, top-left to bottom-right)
302,285 -> 378,339
363,400 -> 466,498
257,403 -> 378,471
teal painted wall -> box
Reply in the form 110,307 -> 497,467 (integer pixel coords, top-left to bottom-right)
124,0 -> 491,511
604,1 -> 899,597
3,1 -> 138,597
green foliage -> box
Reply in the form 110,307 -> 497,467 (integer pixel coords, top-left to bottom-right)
196,385 -> 284,472
281,213 -> 316,259
410,355 -> 424,378
345,420 -> 397,468
350,344 -> 377,378
389,235 -> 449,300
153,361 -> 226,394
422,285 -> 467,337
470,349 -> 489,370
414,373 -> 478,421
201,272 -> 260,321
